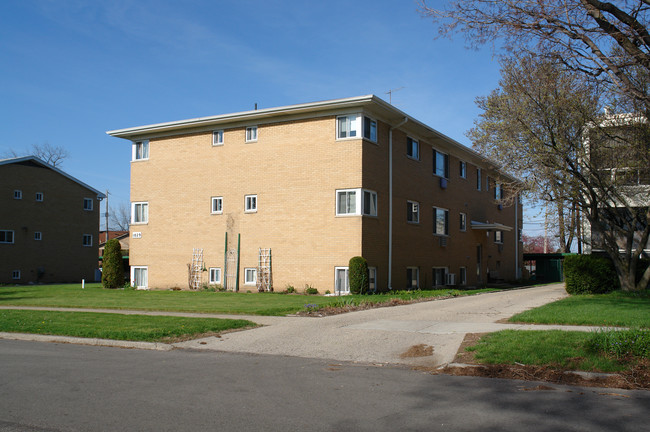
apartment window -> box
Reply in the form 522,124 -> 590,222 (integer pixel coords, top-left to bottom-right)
494,183 -> 503,200
212,130 -> 224,146
82,234 -> 93,247
368,267 -> 377,292
337,114 -> 360,139
83,198 -> 93,211
363,116 -> 377,142
477,168 -> 482,190
459,267 -> 467,285
433,150 -> 449,178
14,190 -> 22,200
211,197 -> 223,214
459,161 -> 466,179
131,266 -> 148,289
131,202 -> 149,224
335,267 -> 350,294
244,268 -> 257,285
406,267 -> 419,289
35,192 -> 43,202
433,207 -> 449,236
407,137 -> 419,160
245,195 -> 257,213
433,268 -> 447,287
0,230 -> 14,244
336,189 -> 376,216
495,230 -> 503,244
132,140 -> 149,161
486,176 -> 490,191
209,268 -> 222,284
245,126 -> 258,142
459,212 -> 467,232
12,270 -> 20,280
34,232 -> 42,241
407,201 -> 420,223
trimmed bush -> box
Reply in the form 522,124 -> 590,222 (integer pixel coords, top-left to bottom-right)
349,256 -> 369,295
564,254 -> 619,295
102,238 -> 124,289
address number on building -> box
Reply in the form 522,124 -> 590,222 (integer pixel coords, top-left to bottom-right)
132,232 -> 142,239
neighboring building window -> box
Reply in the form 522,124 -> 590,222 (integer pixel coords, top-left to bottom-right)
335,267 -> 350,294
245,126 -> 258,142
459,212 -> 467,232
213,130 -> 224,146
406,267 -> 419,289
0,230 -> 15,244
131,202 -> 149,224
12,270 -> 20,280
407,137 -> 419,160
363,190 -> 377,216
494,183 -> 503,200
35,192 -> 43,202
209,268 -> 222,284
244,268 -> 257,285
132,140 -> 149,161
495,230 -> 503,244
486,176 -> 491,191
337,114 -> 360,139
433,207 -> 449,236
14,190 -> 22,200
83,198 -> 93,211
211,197 -> 223,214
407,201 -> 420,223
34,232 -> 42,241
477,168 -> 482,190
459,267 -> 467,285
131,266 -> 148,289
336,188 -> 377,216
368,267 -> 377,292
245,195 -> 257,213
459,161 -> 466,179
433,267 -> 447,287
82,234 -> 93,247
363,116 -> 377,142
433,150 -> 449,178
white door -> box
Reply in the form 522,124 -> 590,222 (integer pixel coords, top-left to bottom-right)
335,267 -> 349,294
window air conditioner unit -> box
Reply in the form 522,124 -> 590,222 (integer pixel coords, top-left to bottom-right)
446,273 -> 456,285
439,236 -> 448,247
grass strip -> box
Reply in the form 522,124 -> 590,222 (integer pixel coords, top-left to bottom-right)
0,309 -> 255,342
508,291 -> 650,328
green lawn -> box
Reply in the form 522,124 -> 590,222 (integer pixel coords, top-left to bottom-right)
0,309 -> 255,342
0,283 -> 497,316
508,291 -> 650,328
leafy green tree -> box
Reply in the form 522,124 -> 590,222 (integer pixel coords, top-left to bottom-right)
102,238 -> 124,289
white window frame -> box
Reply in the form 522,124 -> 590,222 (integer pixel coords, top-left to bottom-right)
209,267 -> 222,285
460,212 -> 467,232
363,116 -> 377,142
495,230 -> 504,244
83,198 -> 93,211
14,190 -> 22,200
245,126 -> 258,142
211,196 -> 223,214
0,230 -> 15,244
433,207 -> 449,236
132,140 -> 150,161
131,201 -> 149,224
12,270 -> 20,280
131,266 -> 148,289
433,149 -> 449,178
82,234 -> 93,247
368,266 -> 377,292
212,130 -> 224,146
336,188 -> 376,216
244,267 -> 257,285
334,266 -> 350,294
245,195 -> 257,213
406,137 -> 419,160
34,231 -> 42,241
336,114 -> 360,140
406,267 -> 419,289
407,200 -> 420,224
35,192 -> 43,202
459,161 -> 467,179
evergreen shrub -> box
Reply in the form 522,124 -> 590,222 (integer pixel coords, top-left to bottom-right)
564,254 -> 619,294
102,238 -> 124,289
349,256 -> 369,295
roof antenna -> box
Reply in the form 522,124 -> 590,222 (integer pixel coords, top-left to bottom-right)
254,103 -> 258,110
385,87 -> 404,104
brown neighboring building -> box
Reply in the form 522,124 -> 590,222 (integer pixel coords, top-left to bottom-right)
108,95 -> 523,292
0,156 -> 105,284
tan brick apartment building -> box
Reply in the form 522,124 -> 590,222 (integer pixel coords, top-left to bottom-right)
0,156 -> 105,284
108,95 -> 523,292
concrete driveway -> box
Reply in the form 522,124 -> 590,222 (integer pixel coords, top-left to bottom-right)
175,283 -> 576,367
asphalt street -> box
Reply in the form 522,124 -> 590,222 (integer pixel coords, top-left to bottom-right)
1,339 -> 648,432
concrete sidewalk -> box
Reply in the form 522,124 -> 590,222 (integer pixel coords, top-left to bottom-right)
1,283 -> 597,367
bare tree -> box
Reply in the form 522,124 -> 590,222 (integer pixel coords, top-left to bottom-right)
2,143 -> 69,167
110,201 -> 131,231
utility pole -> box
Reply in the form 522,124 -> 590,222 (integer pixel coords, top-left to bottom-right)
105,190 -> 110,243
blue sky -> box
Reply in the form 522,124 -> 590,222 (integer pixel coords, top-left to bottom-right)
1,1 -> 542,233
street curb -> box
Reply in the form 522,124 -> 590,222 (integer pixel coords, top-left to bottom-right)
441,362 -> 619,380
0,332 -> 174,351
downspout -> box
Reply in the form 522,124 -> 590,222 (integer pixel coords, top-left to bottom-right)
388,117 -> 408,290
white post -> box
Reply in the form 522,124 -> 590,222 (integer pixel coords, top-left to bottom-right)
82,279 -> 85,289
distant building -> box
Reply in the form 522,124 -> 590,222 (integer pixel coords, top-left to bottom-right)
0,156 -> 105,284
108,95 -> 523,291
